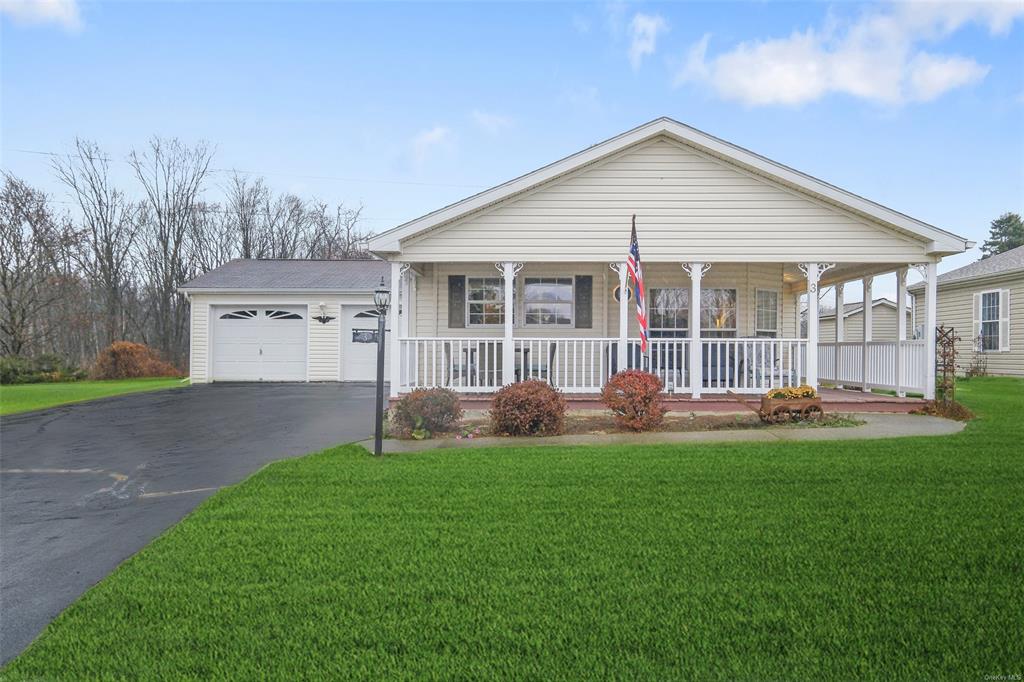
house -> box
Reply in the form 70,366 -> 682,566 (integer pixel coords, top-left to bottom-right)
182,118 -> 972,399
909,245 -> 1023,377
180,259 -> 390,382
818,298 -> 915,342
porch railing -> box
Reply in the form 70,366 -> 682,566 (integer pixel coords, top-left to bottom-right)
398,336 -> 809,395
818,340 -> 927,394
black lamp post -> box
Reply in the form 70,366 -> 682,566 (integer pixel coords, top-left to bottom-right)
373,276 -> 391,456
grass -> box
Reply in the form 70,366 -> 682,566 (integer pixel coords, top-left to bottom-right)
3,378 -> 1022,679
0,377 -> 185,416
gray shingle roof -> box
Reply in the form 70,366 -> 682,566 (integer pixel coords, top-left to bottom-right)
819,298 -> 895,318
908,246 -> 1024,290
180,259 -> 390,291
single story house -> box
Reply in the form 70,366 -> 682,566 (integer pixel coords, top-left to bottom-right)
182,118 -> 973,399
818,298 -> 915,342
909,245 -> 1022,377
180,258 -> 390,382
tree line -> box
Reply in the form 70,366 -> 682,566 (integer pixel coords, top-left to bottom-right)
1,138 -> 373,369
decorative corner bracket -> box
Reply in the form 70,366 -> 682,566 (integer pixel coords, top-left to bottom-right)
608,262 -> 626,276
495,262 -> 524,278
681,262 -> 712,278
399,262 -> 412,279
910,263 -> 929,280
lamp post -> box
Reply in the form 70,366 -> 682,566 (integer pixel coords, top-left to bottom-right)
373,276 -> 391,456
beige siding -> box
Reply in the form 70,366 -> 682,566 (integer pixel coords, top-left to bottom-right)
308,302 -> 341,381
399,137 -> 929,263
820,305 -> 912,341
414,262 -> 792,338
913,273 -> 1024,377
190,301 -> 210,383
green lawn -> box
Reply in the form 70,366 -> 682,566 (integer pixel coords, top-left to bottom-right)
4,378 -> 1022,679
0,377 -> 185,416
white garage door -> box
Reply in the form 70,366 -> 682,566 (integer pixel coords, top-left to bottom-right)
212,306 -> 307,381
342,306 -> 389,381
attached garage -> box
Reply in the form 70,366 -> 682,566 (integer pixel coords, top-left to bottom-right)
180,259 -> 391,384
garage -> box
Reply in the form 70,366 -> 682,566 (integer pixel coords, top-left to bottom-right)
211,305 -> 307,381
341,306 -> 390,381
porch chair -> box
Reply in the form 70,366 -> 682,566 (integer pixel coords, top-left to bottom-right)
524,342 -> 558,384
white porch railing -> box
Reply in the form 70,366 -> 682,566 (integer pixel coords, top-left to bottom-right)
818,340 -> 927,393
398,336 -> 811,395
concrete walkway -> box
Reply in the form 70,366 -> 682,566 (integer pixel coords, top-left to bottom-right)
363,413 -> 964,454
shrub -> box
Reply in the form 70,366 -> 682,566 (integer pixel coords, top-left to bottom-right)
912,399 -> 975,422
91,342 -> 179,380
389,388 -> 462,439
490,380 -> 566,436
0,354 -> 85,384
601,370 -> 665,432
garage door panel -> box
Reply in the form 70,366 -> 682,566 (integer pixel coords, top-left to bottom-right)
341,306 -> 389,381
212,306 -> 307,382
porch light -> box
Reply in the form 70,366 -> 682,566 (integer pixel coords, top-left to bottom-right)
374,277 -> 391,314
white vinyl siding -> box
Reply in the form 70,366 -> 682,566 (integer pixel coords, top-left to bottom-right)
398,137 -> 929,263
190,301 -> 210,383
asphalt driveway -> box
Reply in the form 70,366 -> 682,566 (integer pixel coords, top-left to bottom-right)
0,382 -> 377,664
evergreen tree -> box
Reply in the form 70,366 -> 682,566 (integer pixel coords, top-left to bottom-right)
981,212 -> 1024,258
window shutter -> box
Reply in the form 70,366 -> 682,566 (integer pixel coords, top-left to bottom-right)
972,292 -> 981,344
574,275 -> 592,329
999,289 -> 1010,351
448,276 -> 466,329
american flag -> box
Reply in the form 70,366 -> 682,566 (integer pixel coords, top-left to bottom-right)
626,215 -> 649,353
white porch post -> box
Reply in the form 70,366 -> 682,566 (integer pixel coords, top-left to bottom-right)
924,261 -> 938,400
388,261 -> 403,398
803,263 -> 820,389
609,262 -> 628,373
834,282 -> 845,388
499,262 -> 519,386
896,268 -> 908,396
683,263 -> 706,398
861,276 -> 873,391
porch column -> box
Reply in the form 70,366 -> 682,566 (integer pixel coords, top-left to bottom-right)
683,263 -> 706,398
610,262 -> 629,372
499,262 -> 520,386
834,282 -> 845,388
895,268 -> 908,396
861,276 -> 873,391
924,261 -> 938,400
802,263 -> 821,389
389,261 -> 403,397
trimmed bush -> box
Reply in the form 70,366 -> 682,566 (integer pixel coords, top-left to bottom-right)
0,354 -> 86,384
389,388 -> 462,439
490,380 -> 566,436
601,370 -> 665,432
91,342 -> 179,380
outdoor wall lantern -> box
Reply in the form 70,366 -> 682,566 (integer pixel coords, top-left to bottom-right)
313,301 -> 335,325
372,277 -> 391,456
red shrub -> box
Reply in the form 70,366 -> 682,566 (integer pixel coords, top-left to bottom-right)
490,380 -> 566,436
601,370 -> 665,432
91,342 -> 180,380
389,388 -> 463,439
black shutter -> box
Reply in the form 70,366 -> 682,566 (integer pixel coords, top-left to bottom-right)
448,276 -> 466,328
574,275 -> 592,329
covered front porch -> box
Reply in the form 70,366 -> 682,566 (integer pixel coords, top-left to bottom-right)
386,259 -> 938,400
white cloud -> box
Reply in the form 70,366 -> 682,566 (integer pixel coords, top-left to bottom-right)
675,2 -> 1022,106
411,126 -> 452,166
471,110 -> 513,135
628,13 -> 668,69
0,0 -> 80,30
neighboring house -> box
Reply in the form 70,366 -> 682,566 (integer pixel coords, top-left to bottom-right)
180,259 -> 390,382
818,299 -> 915,342
366,118 -> 971,399
909,245 -> 1023,377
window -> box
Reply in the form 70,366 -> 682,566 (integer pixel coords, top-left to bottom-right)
980,291 -> 1000,351
701,288 -> 737,338
219,310 -> 257,320
524,277 -> 573,326
755,289 -> 779,338
649,288 -> 688,337
467,277 -> 504,326
266,309 -> 303,320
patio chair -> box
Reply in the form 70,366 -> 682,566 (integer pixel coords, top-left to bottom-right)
525,342 -> 558,383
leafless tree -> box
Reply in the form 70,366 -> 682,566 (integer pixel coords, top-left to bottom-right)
0,173 -> 79,355
188,202 -> 237,274
223,173 -> 268,259
53,139 -> 140,346
307,200 -> 368,259
128,137 -> 213,365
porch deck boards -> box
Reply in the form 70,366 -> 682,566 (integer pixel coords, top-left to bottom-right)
429,388 -> 925,414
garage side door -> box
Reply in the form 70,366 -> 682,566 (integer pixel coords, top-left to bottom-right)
212,306 -> 307,381
341,306 -> 389,381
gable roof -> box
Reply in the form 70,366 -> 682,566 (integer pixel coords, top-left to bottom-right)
819,298 -> 902,319
369,117 -> 971,256
179,259 -> 388,292
908,245 -> 1024,291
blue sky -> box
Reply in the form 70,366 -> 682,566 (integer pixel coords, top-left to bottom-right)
2,0 -> 1023,298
